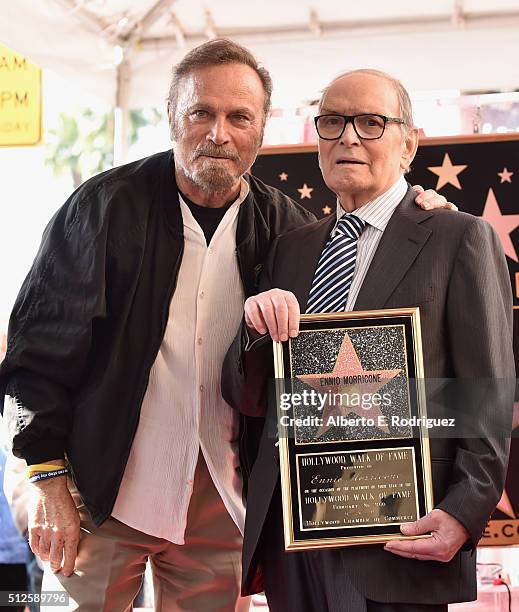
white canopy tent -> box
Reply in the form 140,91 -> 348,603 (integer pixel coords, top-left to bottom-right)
2,0 -> 519,160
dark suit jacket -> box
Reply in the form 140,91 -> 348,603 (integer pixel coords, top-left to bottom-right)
222,185 -> 515,604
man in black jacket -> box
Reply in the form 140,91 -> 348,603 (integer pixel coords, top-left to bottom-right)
0,40 -> 450,610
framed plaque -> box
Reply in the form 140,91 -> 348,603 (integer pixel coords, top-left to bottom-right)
274,307 -> 434,550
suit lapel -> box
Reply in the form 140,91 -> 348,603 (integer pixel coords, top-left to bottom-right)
291,214 -> 337,311
354,187 -> 433,311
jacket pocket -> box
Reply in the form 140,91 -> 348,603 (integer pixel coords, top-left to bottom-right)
431,457 -> 453,504
389,284 -> 434,308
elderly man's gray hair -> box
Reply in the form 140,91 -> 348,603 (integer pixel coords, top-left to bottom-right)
319,69 -> 414,132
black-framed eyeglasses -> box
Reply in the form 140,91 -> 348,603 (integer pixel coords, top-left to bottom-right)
314,113 -> 406,140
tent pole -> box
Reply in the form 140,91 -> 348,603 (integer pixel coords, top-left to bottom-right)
114,58 -> 130,166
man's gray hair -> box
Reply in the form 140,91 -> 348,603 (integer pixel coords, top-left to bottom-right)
168,38 -> 273,122
320,69 -> 414,131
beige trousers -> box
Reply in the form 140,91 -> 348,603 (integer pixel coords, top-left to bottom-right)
42,454 -> 250,612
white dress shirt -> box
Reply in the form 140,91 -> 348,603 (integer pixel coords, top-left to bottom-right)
336,175 -> 408,311
112,179 -> 249,543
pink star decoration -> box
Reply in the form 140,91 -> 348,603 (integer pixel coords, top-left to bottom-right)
480,188 -> 519,262
498,167 -> 513,184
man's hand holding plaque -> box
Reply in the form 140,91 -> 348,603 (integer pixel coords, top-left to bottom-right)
385,508 -> 470,562
245,288 -> 300,342
246,290 -> 436,551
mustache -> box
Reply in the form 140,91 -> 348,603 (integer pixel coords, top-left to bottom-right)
193,143 -> 239,161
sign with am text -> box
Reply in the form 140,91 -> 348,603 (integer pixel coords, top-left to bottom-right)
0,42 -> 42,147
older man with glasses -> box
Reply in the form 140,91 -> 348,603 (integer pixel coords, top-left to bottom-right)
223,69 -> 514,611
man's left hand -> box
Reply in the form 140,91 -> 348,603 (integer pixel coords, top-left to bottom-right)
384,508 -> 469,562
412,185 -> 458,211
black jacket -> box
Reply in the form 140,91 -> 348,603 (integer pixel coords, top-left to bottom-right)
0,149 -> 315,526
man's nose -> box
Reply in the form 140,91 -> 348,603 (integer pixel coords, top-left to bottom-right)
339,120 -> 360,146
207,117 -> 230,145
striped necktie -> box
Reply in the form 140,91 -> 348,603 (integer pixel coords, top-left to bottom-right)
306,214 -> 366,313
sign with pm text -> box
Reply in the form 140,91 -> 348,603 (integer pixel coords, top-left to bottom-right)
0,42 -> 42,146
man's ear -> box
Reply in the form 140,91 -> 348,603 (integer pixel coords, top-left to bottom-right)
400,127 -> 419,173
167,100 -> 177,141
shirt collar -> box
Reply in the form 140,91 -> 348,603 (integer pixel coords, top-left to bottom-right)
333,175 -> 408,236
236,176 -> 250,205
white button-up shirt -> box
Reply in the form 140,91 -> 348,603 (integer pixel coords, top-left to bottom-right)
112,180 -> 249,543
337,175 -> 408,311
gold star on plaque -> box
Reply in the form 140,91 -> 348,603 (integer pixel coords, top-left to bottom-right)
428,153 -> 467,190
322,205 -> 332,215
279,172 -> 288,181
498,167 -> 513,184
297,183 -> 314,199
297,333 -> 401,438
